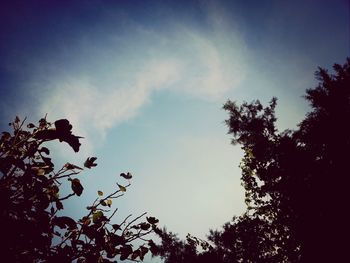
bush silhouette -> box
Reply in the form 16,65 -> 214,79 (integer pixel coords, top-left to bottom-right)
0,117 -> 159,262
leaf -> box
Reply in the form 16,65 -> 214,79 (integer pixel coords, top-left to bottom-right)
146,216 -> 159,225
65,163 -> 83,170
27,123 -> 35,128
140,222 -> 150,231
148,240 -> 159,255
110,234 -> 125,246
117,183 -> 127,192
112,224 -> 121,230
70,178 -> 84,196
38,118 -> 47,128
56,200 -> 63,210
84,157 -> 97,169
98,190 -> 103,196
15,116 -> 20,123
40,147 -> 50,155
120,172 -> 132,180
131,250 -> 140,260
106,199 -> 112,207
53,216 -> 77,230
81,216 -> 91,226
37,168 -> 46,176
35,119 -> 82,152
139,246 -> 149,260
120,245 -> 133,261
92,211 -> 104,223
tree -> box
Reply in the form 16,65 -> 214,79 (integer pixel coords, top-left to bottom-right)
0,117 -> 159,262
155,58 -> 350,262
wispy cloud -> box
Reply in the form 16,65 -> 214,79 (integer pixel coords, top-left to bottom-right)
39,58 -> 182,155
35,3 -> 247,155
173,29 -> 246,100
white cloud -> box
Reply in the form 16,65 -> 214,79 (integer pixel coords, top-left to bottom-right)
175,29 -> 245,100
37,7 -> 247,156
39,58 -> 182,155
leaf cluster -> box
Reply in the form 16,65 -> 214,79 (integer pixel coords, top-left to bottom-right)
0,116 -> 159,262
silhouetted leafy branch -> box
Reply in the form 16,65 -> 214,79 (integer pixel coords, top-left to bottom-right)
0,116 -> 159,262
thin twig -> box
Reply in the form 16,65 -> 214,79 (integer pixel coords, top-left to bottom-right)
122,212 -> 147,236
108,208 -> 118,221
55,171 -> 80,180
120,214 -> 133,229
126,229 -> 153,243
110,193 -> 124,199
59,193 -> 75,201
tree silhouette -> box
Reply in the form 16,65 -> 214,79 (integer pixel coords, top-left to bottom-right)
155,58 -> 350,262
0,117 -> 159,262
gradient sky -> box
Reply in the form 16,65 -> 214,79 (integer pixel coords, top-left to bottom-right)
0,0 -> 349,262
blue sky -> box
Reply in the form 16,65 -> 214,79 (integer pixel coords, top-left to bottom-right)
0,0 -> 348,261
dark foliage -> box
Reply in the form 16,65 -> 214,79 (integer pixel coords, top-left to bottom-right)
0,117 -> 159,262
156,59 -> 350,262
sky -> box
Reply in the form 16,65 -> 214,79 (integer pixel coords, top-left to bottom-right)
0,0 -> 349,261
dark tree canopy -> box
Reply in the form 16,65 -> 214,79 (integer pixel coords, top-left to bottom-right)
155,58 -> 350,262
0,117 -> 159,262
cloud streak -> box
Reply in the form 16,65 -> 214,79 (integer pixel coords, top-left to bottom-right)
34,4 -> 247,155
39,58 -> 181,154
